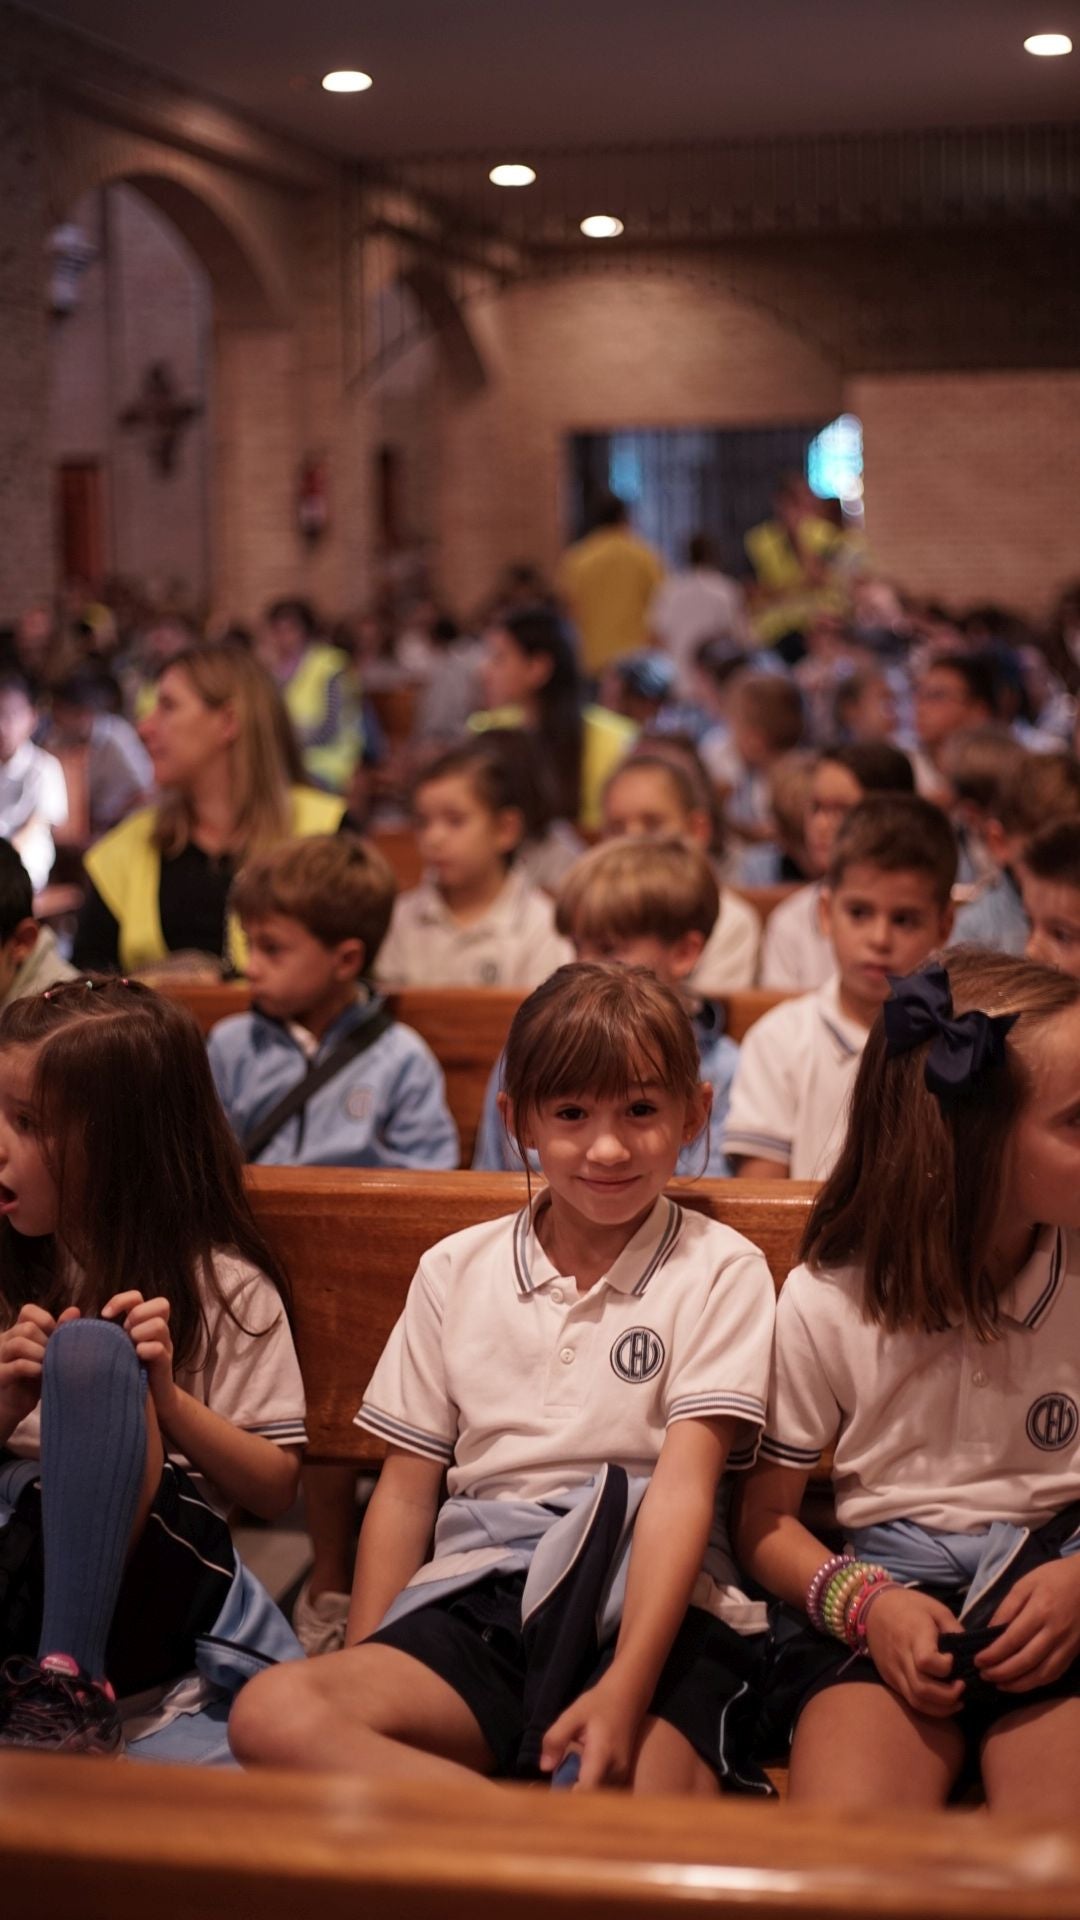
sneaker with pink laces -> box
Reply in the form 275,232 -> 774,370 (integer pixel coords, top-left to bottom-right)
0,1653 -> 123,1755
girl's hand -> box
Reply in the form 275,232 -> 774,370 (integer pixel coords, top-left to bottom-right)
862,1586 -> 965,1718
539,1675 -> 643,1789
102,1291 -> 177,1420
0,1305 -> 80,1428
979,1558 -> 1080,1692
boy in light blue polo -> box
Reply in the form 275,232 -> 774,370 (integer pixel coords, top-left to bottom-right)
208,835 -> 458,1172
209,833 -> 459,1659
473,836 -> 738,1176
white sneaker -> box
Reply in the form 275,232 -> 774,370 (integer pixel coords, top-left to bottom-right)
292,1579 -> 349,1657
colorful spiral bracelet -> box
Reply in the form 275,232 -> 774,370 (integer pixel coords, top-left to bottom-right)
806,1555 -> 894,1651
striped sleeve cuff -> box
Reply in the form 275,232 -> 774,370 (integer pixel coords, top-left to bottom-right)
721,1129 -> 792,1161
354,1401 -> 456,1464
758,1434 -> 823,1467
248,1417 -> 308,1447
667,1391 -> 766,1425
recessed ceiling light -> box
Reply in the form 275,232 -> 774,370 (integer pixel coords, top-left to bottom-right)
489,164 -> 536,187
321,70 -> 373,92
580,214 -> 624,239
1023,31 -> 1072,53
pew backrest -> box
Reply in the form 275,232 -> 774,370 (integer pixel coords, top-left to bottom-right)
153,979 -> 794,1163
246,1168 -> 816,1464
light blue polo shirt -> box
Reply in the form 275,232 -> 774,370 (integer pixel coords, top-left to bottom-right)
208,991 -> 459,1169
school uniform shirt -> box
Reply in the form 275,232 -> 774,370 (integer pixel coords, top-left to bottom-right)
0,741 -> 68,891
758,883 -> 833,991
761,1227 -> 1080,1534
208,992 -> 459,1170
374,869 -> 573,990
722,975 -> 867,1179
357,1194 -> 775,1517
690,889 -> 762,994
5,1253 -> 305,1518
950,871 -> 1028,958
471,1003 -> 739,1178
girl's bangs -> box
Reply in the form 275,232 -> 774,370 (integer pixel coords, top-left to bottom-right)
525,1020 -> 674,1112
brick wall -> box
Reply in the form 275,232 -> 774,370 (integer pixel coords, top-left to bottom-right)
854,372 -> 1080,617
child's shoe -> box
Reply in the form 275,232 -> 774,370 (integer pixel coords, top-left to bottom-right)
292,1579 -> 349,1657
0,1652 -> 123,1755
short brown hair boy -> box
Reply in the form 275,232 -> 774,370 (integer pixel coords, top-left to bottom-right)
555,838 -> 719,947
997,754 -> 1080,840
827,795 -> 958,908
231,834 -> 396,966
732,673 -> 805,755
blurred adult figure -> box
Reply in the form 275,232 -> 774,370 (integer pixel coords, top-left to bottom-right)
649,534 -> 750,695
745,471 -> 861,658
257,599 -> 361,794
74,643 -> 343,973
556,493 -> 664,677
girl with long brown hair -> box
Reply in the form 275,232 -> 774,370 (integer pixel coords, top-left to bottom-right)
736,948 -> 1080,1818
0,979 -> 304,1755
231,962 -> 776,1794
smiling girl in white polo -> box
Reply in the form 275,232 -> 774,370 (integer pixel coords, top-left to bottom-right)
231,962 -> 776,1794
738,950 -> 1080,1819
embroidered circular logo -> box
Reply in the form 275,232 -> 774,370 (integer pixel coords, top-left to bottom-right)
610,1328 -> 665,1384
1026,1393 -> 1079,1452
345,1087 -> 374,1121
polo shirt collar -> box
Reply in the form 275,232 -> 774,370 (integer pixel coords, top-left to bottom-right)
1000,1225 -> 1065,1330
816,974 -> 870,1061
512,1193 -> 683,1300
413,870 -> 523,933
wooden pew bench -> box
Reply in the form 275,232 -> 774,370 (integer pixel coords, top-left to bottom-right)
3,1755 -> 1079,1920
2,1174 -> 1073,1914
154,981 -> 795,1165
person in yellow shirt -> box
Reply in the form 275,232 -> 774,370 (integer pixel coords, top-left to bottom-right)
556,494 -> 665,677
745,473 -> 862,658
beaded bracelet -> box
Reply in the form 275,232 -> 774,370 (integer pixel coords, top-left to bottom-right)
822,1562 -> 867,1638
806,1554 -> 853,1632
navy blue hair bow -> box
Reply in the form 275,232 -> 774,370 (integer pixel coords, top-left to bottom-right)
883,964 -> 1018,1097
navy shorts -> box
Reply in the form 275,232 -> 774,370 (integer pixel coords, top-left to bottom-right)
0,1456 -> 236,1697
368,1571 -> 772,1793
758,1593 -> 1080,1761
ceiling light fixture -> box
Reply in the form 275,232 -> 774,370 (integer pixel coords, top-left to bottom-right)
489,164 -> 536,187
1023,31 -> 1072,53
321,70 -> 373,92
580,214 -> 624,239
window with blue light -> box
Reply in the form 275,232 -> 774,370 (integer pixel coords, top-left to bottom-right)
807,414 -> 863,518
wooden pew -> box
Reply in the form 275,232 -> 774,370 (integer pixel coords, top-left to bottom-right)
246,1168 -> 814,1464
153,980 -> 794,1163
3,1754 -> 1080,1920
732,882 -> 800,928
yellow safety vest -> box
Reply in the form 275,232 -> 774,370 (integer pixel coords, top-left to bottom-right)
283,646 -> 362,794
84,787 -> 345,974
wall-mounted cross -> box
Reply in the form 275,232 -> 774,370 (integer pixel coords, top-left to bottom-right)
119,361 -> 203,476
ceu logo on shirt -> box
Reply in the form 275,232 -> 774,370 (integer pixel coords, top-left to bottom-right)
345,1086 -> 374,1121
610,1327 -> 665,1384
1026,1393 -> 1079,1452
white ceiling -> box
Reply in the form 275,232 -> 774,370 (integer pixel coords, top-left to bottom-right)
19,0 -> 1080,159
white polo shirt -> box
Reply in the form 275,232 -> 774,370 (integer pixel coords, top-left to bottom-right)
375,869 -> 573,989
357,1195 -> 775,1503
722,975 -> 867,1179
758,883 -> 833,992
762,1228 -> 1080,1534
690,887 -> 762,994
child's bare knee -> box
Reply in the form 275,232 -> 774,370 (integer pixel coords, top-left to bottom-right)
229,1658 -> 317,1765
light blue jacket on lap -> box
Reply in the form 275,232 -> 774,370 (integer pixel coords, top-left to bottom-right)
208,991 -> 459,1169
472,1000 -> 738,1178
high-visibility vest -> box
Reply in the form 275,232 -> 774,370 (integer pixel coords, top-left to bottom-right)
283,646 -> 362,794
83,787 -> 345,973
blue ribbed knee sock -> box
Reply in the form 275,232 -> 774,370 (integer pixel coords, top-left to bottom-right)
36,1318 -> 148,1680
